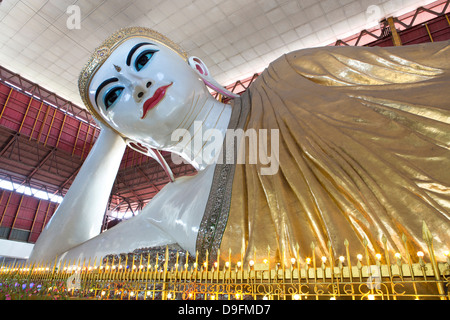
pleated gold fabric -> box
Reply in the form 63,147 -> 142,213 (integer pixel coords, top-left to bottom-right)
219,41 -> 450,264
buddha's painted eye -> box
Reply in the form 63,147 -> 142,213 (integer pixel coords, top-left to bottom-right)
135,49 -> 158,72
103,87 -> 124,110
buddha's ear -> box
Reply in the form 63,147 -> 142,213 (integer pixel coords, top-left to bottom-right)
188,56 -> 239,99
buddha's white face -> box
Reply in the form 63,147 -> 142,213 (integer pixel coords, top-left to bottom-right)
88,37 -> 207,149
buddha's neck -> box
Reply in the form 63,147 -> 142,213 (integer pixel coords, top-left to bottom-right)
169,94 -> 232,171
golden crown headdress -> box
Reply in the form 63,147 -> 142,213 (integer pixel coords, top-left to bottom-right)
78,27 -> 188,127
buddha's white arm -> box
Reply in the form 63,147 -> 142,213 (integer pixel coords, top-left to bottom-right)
28,125 -> 126,263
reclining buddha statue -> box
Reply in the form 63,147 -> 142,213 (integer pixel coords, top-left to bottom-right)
29,27 -> 450,266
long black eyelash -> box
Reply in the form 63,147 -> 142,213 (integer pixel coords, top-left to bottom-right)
95,77 -> 119,106
104,87 -> 124,110
135,49 -> 159,71
126,42 -> 153,66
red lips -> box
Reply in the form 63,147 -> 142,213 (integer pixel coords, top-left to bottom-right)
141,82 -> 173,119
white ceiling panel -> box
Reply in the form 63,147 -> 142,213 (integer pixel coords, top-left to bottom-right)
0,0 -> 439,108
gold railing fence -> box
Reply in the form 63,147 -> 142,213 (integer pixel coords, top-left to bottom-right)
1,223 -> 449,300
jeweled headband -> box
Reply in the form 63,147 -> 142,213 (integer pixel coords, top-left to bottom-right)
78,27 -> 188,127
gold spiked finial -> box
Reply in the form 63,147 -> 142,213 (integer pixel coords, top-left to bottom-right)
422,221 -> 433,245
114,64 -> 121,72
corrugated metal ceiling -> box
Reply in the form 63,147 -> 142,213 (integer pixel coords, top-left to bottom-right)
0,0 -> 436,108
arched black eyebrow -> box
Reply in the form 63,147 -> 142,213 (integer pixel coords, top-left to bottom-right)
95,77 -> 118,106
126,42 -> 154,66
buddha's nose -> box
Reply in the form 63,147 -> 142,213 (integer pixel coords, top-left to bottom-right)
133,81 -> 153,102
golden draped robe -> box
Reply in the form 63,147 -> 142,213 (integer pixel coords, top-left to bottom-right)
196,41 -> 450,264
